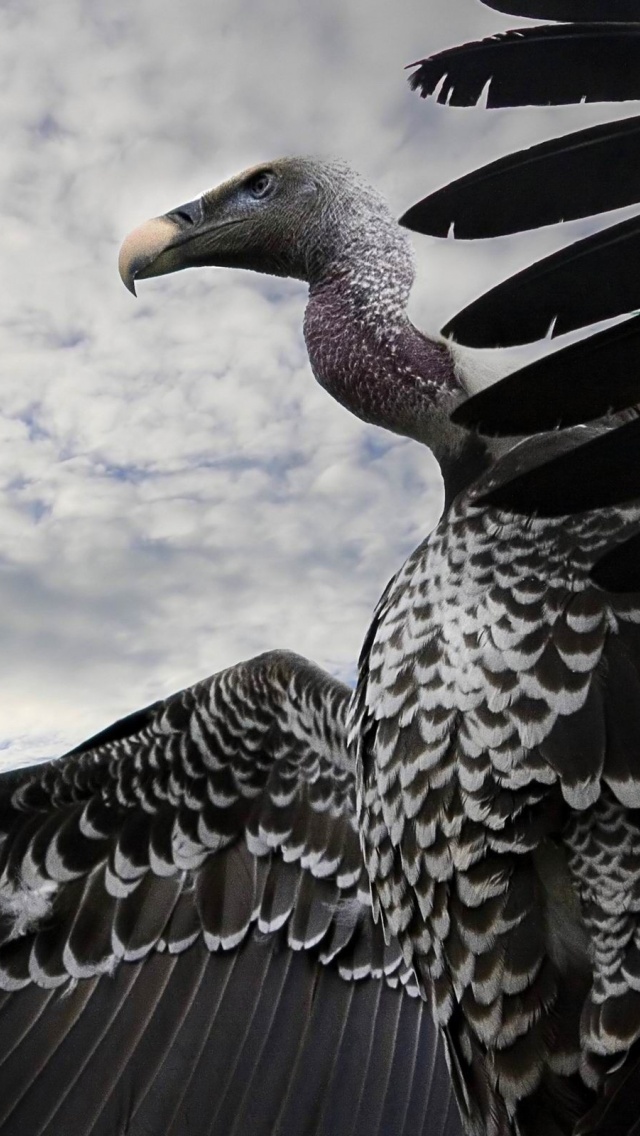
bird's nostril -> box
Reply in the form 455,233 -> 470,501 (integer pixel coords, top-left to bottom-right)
169,199 -> 202,226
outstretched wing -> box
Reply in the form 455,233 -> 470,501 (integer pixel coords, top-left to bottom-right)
0,650 -> 461,1136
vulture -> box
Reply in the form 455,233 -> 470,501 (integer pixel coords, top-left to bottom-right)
5,2 -> 640,1135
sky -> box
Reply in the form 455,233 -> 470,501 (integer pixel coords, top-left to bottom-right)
2,0 -> 638,765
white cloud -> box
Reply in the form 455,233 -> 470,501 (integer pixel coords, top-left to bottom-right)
1,0 -> 637,764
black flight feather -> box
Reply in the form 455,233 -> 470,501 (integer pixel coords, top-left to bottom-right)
150,947 -> 243,1136
66,867 -> 117,973
29,931 -> 67,991
0,970 -> 118,1134
169,939 -> 277,1135
287,871 -> 335,949
210,950 -> 304,1136
0,982 -> 58,1068
401,117 -> 640,240
51,950 -> 177,1136
343,980 -> 402,1136
480,0 -> 640,20
272,968 -> 357,1134
479,416 -> 640,515
314,979 -> 385,1136
409,24 -> 640,109
195,845 -> 257,950
258,859 -> 302,932
92,948 -> 210,1136
451,314 -> 640,435
318,901 -> 362,964
113,873 -> 182,960
162,889 -> 201,952
442,213 -> 640,347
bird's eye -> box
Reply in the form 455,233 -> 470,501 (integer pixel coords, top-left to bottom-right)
245,171 -> 274,199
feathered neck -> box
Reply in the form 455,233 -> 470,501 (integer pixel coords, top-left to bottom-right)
303,262 -> 492,507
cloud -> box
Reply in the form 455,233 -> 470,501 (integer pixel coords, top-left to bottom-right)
1,0 -> 638,764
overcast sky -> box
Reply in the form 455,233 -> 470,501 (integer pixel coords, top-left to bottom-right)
2,0 -> 637,765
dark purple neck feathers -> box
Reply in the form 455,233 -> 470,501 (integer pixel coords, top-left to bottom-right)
303,274 -> 490,506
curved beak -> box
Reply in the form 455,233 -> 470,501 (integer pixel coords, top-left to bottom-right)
118,198 -> 204,296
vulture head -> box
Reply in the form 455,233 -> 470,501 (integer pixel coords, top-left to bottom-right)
119,156 -> 414,294
119,156 -> 498,499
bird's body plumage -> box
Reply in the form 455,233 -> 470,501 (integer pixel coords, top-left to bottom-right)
354,460 -> 640,1133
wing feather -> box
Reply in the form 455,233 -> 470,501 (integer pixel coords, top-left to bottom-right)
452,315 -> 640,436
0,650 -> 459,1136
478,417 -> 640,515
442,213 -> 640,348
409,24 -> 640,109
480,0 -> 640,20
